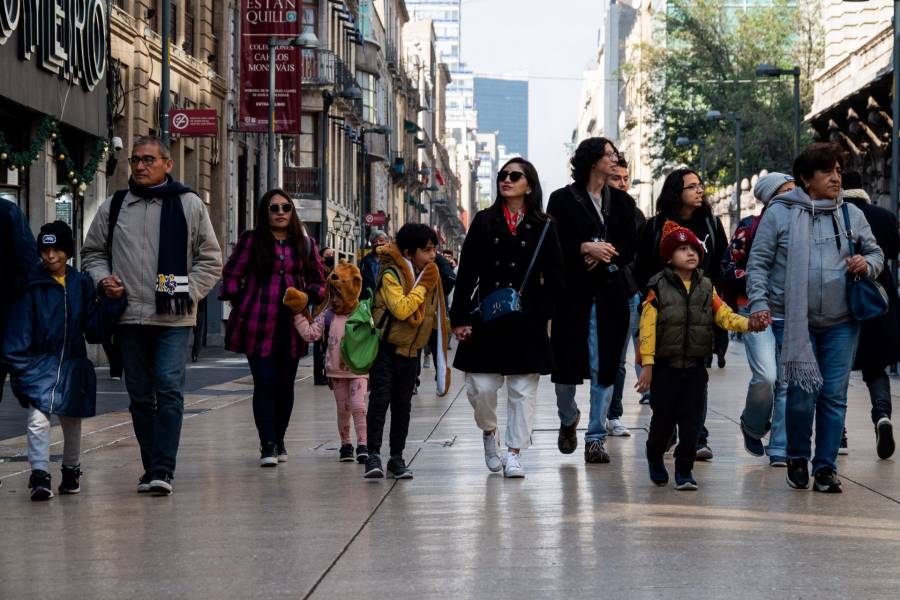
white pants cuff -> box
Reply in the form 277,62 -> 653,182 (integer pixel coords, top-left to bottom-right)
466,372 -> 540,450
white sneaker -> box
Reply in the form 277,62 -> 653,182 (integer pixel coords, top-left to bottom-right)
608,418 -> 631,437
503,451 -> 525,478
483,431 -> 502,472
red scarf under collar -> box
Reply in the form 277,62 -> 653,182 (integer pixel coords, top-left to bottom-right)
502,203 -> 526,236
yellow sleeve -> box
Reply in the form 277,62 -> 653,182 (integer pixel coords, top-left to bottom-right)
712,289 -> 749,333
638,294 -> 658,366
381,271 -> 427,322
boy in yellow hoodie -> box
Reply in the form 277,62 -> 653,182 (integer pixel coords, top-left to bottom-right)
636,221 -> 758,490
365,224 -> 450,480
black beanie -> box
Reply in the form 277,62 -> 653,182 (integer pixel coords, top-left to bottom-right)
38,221 -> 75,257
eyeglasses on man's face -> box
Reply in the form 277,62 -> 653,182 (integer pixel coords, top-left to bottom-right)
128,155 -> 162,167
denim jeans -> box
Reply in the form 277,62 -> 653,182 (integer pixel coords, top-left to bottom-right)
610,293 -> 642,419
773,320 -> 860,474
118,325 -> 191,476
556,303 -> 625,443
740,317 -> 787,459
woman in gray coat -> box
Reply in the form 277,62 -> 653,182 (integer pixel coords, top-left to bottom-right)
746,143 -> 883,494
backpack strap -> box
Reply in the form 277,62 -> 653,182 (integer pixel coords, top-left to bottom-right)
375,267 -> 399,338
106,190 -> 128,267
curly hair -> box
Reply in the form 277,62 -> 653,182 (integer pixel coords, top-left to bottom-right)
655,168 -> 712,218
570,137 -> 619,186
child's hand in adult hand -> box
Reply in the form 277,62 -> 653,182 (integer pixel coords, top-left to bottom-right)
635,365 -> 653,394
418,262 -> 441,291
283,287 -> 309,314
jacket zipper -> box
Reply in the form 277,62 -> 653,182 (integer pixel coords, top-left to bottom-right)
50,282 -> 68,413
682,279 -> 691,364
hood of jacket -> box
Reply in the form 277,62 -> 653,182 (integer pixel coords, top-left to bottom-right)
376,243 -> 416,289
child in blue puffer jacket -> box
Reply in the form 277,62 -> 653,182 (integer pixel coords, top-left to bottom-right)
2,222 -> 125,501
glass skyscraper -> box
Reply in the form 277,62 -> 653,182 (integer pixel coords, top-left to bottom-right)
474,77 -> 528,157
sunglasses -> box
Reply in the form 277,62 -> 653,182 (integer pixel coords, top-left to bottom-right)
128,155 -> 161,167
269,203 -> 293,214
497,170 -> 526,183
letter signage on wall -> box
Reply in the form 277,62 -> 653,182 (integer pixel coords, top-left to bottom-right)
239,0 -> 302,134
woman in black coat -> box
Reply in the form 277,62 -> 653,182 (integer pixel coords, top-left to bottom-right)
450,158 -> 564,478
633,168 -> 728,458
843,172 -> 898,459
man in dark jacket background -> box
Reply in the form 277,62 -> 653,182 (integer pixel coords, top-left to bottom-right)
0,199 -> 38,405
548,137 -> 639,464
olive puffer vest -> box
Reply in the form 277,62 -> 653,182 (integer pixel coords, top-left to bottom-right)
649,268 -> 714,367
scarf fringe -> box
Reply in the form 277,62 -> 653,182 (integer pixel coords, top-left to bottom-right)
781,360 -> 823,394
156,295 -> 194,316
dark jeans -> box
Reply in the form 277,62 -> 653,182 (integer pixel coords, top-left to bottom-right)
118,325 -> 191,476
102,336 -> 123,378
646,363 -> 708,474
861,365 -> 892,424
247,352 -> 300,446
367,341 -> 418,456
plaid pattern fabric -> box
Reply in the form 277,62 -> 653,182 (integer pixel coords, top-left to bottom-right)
221,230 -> 326,358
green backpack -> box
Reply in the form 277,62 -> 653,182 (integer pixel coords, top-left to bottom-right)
339,295 -> 379,375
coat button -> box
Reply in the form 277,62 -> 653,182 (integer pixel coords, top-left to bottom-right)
280,269 -> 285,275
493,238 -> 499,244
526,223 -> 532,229
510,262 -> 516,268
279,254 -> 285,261
494,260 -> 500,267
495,281 -> 500,288
520,240 -> 526,247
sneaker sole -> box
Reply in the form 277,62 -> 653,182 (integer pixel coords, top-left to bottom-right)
813,482 -> 843,493
389,472 -> 414,480
674,482 -> 698,491
356,454 -> 368,464
339,457 -> 357,463
838,447 -> 849,455
364,468 -> 384,479
277,455 -> 288,463
58,487 -> 81,495
786,475 -> 809,490
877,420 -> 895,459
260,457 -> 278,467
503,471 -> 525,478
610,429 -> 632,437
695,450 -> 714,461
149,482 -> 172,495
137,484 -> 151,493
30,488 -> 54,501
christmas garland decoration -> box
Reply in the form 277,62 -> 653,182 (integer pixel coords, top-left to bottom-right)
0,115 -> 108,195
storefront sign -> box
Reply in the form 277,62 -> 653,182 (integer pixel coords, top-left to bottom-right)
170,109 -> 219,137
238,0 -> 302,133
0,0 -> 107,92
364,211 -> 387,226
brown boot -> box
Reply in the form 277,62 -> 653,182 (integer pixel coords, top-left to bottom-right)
557,408 -> 581,454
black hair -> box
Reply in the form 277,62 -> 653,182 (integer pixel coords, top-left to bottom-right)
495,157 -> 547,220
655,168 -> 712,218
618,157 -> 629,169
570,137 -> 619,186
842,170 -> 863,190
396,223 -> 438,256
250,188 -> 311,273
793,143 -> 844,191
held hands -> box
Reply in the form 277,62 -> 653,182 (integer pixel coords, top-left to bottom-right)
581,241 -> 618,263
282,287 -> 309,315
100,274 -> 125,300
418,261 -> 441,291
453,325 -> 473,342
635,365 -> 652,394
846,255 -> 868,276
748,310 -> 772,332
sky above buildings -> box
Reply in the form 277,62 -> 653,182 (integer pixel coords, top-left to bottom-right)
460,0 -> 603,196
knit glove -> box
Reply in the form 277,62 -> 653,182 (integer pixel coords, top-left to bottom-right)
417,261 -> 440,291
283,287 -> 309,315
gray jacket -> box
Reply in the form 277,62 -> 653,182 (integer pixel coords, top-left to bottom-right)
746,188 -> 883,328
82,189 -> 223,327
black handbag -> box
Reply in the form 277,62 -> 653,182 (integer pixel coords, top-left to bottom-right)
841,203 -> 888,321
479,220 -> 551,322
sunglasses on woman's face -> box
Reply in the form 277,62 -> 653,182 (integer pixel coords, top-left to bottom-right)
497,170 -> 526,183
269,203 -> 293,214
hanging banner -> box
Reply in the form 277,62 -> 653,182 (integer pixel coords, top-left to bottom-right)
238,2 -> 302,133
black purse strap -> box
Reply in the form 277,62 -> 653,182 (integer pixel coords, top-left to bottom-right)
840,203 -> 855,256
518,220 -> 551,295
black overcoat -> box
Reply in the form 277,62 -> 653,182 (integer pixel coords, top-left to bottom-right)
546,183 -> 637,385
846,196 -> 900,369
450,203 -> 565,375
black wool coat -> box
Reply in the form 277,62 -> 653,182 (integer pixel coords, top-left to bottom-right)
450,203 -> 565,375
845,196 -> 900,369
546,183 -> 638,385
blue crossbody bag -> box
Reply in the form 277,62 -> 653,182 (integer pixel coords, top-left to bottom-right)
479,221 -> 551,322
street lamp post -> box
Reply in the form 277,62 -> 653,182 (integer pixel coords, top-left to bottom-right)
675,136 -> 706,179
755,63 -> 802,157
707,110 -> 743,222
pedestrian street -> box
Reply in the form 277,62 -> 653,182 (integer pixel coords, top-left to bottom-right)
1,341 -> 898,599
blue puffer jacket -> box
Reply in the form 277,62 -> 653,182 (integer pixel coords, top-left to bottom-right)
2,265 -> 126,417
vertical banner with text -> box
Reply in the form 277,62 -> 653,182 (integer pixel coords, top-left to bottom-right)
239,2 -> 302,133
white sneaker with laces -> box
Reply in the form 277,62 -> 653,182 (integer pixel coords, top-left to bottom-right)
483,431 -> 502,472
503,451 -> 525,478
607,418 -> 631,437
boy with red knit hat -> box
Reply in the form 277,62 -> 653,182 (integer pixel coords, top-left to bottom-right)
636,221 -> 756,489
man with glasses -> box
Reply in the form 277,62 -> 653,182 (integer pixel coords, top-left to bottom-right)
82,135 -> 222,495
548,138 -> 640,464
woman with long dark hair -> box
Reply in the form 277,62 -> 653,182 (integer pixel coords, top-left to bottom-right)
220,189 -> 326,466
451,158 -> 565,478
634,168 -> 729,460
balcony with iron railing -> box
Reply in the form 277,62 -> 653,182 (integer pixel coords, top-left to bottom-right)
283,166 -> 321,199
301,49 -> 336,87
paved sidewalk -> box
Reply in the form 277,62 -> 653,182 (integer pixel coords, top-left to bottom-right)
1,342 -> 899,599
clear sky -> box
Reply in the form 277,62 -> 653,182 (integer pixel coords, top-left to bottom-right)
460,0 -> 603,196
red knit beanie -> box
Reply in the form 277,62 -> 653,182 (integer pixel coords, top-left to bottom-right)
659,220 -> 705,264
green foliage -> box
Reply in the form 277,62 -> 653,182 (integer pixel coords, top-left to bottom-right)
633,0 -> 824,185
